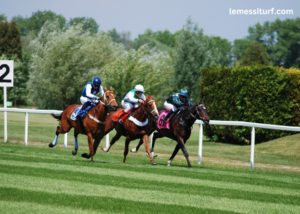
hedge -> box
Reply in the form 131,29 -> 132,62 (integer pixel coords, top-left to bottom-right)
199,65 -> 300,144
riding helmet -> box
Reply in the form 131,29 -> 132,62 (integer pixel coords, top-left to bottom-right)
92,77 -> 101,86
178,89 -> 188,97
134,84 -> 145,93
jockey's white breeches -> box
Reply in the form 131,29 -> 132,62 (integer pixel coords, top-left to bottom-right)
80,96 -> 93,105
164,101 -> 184,112
122,100 -> 138,113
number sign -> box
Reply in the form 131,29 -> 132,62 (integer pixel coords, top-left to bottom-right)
0,60 -> 14,87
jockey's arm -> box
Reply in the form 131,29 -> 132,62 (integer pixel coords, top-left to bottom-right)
85,84 -> 97,99
124,91 -> 139,103
99,86 -> 104,98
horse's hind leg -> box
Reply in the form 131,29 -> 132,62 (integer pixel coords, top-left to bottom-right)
130,138 -> 143,153
49,120 -> 72,148
168,144 -> 180,166
151,131 -> 163,153
72,130 -> 79,155
102,132 -> 122,153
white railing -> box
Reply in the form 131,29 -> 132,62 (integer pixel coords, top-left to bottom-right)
1,107 -> 300,169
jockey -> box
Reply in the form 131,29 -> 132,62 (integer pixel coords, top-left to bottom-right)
118,84 -> 146,124
163,89 -> 193,122
80,77 -> 104,114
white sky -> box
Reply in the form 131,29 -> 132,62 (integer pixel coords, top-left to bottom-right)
2,0 -> 299,42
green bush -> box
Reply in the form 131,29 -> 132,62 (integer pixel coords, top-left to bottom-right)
200,65 -> 299,144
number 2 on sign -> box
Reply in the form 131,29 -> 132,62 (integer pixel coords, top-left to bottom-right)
0,64 -> 11,83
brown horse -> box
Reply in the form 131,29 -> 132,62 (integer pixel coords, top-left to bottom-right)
131,101 -> 210,167
82,95 -> 159,164
49,86 -> 118,162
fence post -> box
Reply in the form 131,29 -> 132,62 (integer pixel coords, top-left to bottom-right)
4,85 -> 7,143
25,112 -> 28,146
250,127 -> 255,169
198,123 -> 203,164
64,133 -> 68,148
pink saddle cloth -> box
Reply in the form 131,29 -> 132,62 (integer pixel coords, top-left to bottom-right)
157,110 -> 170,129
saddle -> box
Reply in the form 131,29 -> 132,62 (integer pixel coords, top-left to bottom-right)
71,103 -> 97,120
112,109 -> 133,122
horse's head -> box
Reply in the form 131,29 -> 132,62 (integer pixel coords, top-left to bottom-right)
141,96 -> 159,120
195,101 -> 210,124
102,86 -> 118,111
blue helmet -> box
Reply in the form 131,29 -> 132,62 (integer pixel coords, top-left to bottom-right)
92,77 -> 101,86
178,89 -> 188,97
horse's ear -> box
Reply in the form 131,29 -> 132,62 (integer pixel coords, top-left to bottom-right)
196,101 -> 199,106
110,86 -> 113,91
202,100 -> 205,104
104,86 -> 108,91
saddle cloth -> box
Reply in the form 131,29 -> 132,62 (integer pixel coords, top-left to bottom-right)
70,103 -> 97,121
157,110 -> 170,129
112,109 -> 133,122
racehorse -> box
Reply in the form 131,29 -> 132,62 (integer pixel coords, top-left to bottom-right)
82,95 -> 159,164
131,101 -> 210,168
49,86 -> 118,162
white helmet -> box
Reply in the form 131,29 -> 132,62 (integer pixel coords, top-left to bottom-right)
134,84 -> 145,93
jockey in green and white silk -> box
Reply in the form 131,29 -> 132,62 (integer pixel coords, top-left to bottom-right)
122,84 -> 146,113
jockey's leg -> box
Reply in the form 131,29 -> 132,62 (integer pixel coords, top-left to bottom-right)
163,101 -> 177,122
118,101 -> 132,124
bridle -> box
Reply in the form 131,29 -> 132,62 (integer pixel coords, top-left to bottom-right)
190,104 -> 206,121
140,99 -> 159,119
99,90 -> 116,109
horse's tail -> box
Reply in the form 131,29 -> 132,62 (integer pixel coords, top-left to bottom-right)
51,113 -> 62,121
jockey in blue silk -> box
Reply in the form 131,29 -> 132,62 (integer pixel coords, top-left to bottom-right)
80,77 -> 104,114
163,89 -> 193,122
117,84 -> 146,124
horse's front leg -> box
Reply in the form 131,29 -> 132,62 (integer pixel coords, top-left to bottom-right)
142,135 -> 156,165
87,132 -> 94,162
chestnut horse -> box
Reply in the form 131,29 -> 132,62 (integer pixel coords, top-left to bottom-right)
49,86 -> 118,162
131,101 -> 210,167
82,95 -> 159,164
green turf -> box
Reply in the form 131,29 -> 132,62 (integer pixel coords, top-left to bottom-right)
0,143 -> 300,214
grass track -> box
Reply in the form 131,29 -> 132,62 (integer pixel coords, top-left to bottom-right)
0,143 -> 300,214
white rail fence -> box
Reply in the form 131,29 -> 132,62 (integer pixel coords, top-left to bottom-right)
1,107 -> 300,169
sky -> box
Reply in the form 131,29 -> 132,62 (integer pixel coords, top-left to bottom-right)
2,0 -> 300,42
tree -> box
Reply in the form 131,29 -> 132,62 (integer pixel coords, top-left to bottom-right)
27,21 -> 124,109
240,43 -> 270,66
0,19 -> 22,59
232,38 -> 251,62
108,28 -> 132,50
211,36 -> 232,66
100,45 -> 174,106
0,14 -> 7,22
173,18 -> 220,102
67,17 -> 99,34
13,10 -> 66,37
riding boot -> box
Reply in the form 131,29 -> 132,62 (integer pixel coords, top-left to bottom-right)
77,102 -> 91,119
117,113 -> 125,124
163,110 -> 174,122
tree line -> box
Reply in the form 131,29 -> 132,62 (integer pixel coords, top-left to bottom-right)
0,10 -> 299,109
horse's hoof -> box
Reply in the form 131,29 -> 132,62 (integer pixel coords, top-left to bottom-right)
48,143 -> 55,148
72,149 -> 77,156
81,153 -> 90,159
130,148 -> 136,153
101,147 -> 108,152
151,162 -> 157,165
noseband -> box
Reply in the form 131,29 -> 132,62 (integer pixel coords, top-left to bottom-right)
190,104 -> 206,121
99,91 -> 116,109
140,99 -> 158,118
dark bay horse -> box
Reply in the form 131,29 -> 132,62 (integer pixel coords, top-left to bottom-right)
131,101 -> 210,168
49,86 -> 118,162
82,95 -> 159,164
